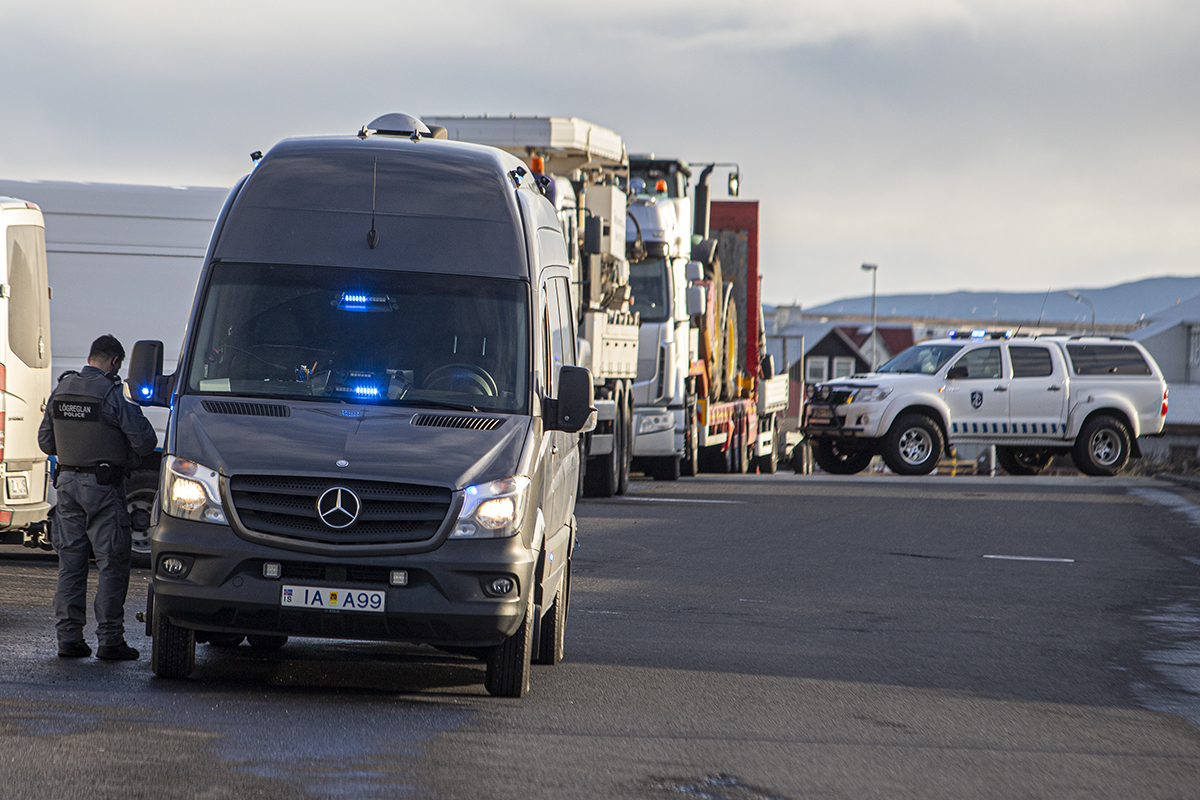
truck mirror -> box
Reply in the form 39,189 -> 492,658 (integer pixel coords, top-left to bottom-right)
551,366 -> 596,434
761,355 -> 776,380
686,286 -> 707,317
685,261 -> 704,282
690,238 -> 718,266
946,365 -> 968,380
128,340 -> 170,406
583,215 -> 602,256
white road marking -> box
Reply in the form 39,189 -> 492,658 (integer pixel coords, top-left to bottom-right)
619,497 -> 745,504
983,555 -> 1075,563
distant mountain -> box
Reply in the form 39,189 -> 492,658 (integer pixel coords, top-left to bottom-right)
802,276 -> 1200,324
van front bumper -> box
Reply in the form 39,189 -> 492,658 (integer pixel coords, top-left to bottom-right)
150,514 -> 536,648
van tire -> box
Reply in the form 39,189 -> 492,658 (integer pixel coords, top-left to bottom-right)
813,438 -> 873,475
1072,415 -> 1131,476
151,604 -> 195,679
882,413 -> 944,475
534,566 -> 568,666
996,447 -> 1053,476
485,590 -> 534,697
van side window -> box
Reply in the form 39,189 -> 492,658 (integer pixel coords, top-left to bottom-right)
544,284 -> 564,396
1066,345 -> 1151,376
553,277 -> 575,366
6,225 -> 50,368
951,346 -> 1002,379
1009,346 -> 1054,378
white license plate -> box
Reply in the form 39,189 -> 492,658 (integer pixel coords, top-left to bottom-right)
281,585 -> 386,613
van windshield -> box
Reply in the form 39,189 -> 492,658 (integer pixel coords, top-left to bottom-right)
186,263 -> 529,413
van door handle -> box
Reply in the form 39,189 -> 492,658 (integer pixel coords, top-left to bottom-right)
993,386 -> 1007,392
1047,386 -> 1062,391
551,445 -> 559,455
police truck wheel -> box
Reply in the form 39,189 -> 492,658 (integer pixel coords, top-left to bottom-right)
813,438 -> 873,475
882,413 -> 944,475
1071,415 -> 1131,476
485,590 -> 535,697
151,604 -> 195,679
126,470 -> 158,562
533,565 -> 568,666
996,446 -> 1053,476
247,634 -> 288,651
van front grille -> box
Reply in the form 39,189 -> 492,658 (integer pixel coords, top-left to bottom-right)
229,475 -> 452,546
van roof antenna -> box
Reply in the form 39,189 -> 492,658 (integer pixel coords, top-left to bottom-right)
367,157 -> 379,249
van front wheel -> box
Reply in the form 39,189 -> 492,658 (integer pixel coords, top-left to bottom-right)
485,591 -> 534,697
151,604 -> 195,679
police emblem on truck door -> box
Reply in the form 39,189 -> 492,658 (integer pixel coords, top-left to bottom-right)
971,391 -> 983,409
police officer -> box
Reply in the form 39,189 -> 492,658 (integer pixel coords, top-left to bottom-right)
38,335 -> 157,660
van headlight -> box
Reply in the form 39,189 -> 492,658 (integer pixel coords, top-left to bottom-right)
162,455 -> 227,525
450,476 -> 531,539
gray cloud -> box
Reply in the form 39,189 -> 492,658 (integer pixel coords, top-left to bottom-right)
2,1 -> 1197,307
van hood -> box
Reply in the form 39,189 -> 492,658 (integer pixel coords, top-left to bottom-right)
171,396 -> 532,491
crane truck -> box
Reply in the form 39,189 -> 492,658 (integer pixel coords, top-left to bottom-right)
625,158 -> 788,479
424,116 -> 640,497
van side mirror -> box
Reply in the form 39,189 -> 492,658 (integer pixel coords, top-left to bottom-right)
548,365 -> 596,434
128,340 -> 171,406
946,365 -> 968,380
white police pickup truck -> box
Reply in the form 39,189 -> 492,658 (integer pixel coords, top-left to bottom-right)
802,333 -> 1168,476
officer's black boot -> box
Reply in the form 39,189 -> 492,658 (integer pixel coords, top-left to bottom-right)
97,642 -> 139,661
57,640 -> 92,658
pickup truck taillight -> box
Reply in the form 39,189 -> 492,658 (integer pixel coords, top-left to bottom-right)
1162,388 -> 1169,417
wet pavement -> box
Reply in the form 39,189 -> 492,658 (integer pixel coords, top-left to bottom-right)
4,474 -> 1200,798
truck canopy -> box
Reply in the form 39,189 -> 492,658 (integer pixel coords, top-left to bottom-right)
214,136 -> 530,279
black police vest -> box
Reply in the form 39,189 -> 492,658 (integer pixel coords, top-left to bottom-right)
49,372 -> 132,468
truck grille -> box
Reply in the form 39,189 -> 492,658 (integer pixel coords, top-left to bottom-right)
228,475 -> 453,546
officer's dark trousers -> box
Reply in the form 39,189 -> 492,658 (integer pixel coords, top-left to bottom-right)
52,472 -> 131,647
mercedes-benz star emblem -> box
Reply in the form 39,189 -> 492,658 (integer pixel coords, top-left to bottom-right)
317,487 -> 361,529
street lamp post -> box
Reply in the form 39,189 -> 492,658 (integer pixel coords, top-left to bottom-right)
862,263 -> 878,370
1065,291 -> 1096,335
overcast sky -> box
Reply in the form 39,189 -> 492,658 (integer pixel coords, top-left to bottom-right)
3,1 -> 1197,307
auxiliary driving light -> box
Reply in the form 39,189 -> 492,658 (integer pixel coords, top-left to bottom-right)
262,562 -> 282,579
161,557 -> 187,577
390,570 -> 408,587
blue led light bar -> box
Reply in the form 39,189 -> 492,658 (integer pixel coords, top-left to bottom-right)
337,291 -> 393,312
353,385 -> 380,397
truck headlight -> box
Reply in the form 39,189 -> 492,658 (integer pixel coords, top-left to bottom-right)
637,411 -> 674,435
850,387 -> 893,403
451,476 -> 530,539
163,455 -> 227,525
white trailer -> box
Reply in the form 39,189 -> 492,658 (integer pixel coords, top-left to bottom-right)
0,196 -> 54,546
0,179 -> 228,553
423,116 -> 641,496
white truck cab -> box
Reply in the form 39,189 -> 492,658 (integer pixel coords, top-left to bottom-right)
0,198 -> 53,544
803,332 -> 1168,476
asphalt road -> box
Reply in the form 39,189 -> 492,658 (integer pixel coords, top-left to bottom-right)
3,474 -> 1200,798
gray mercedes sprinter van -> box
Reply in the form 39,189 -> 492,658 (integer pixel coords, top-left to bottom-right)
130,113 -> 594,697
